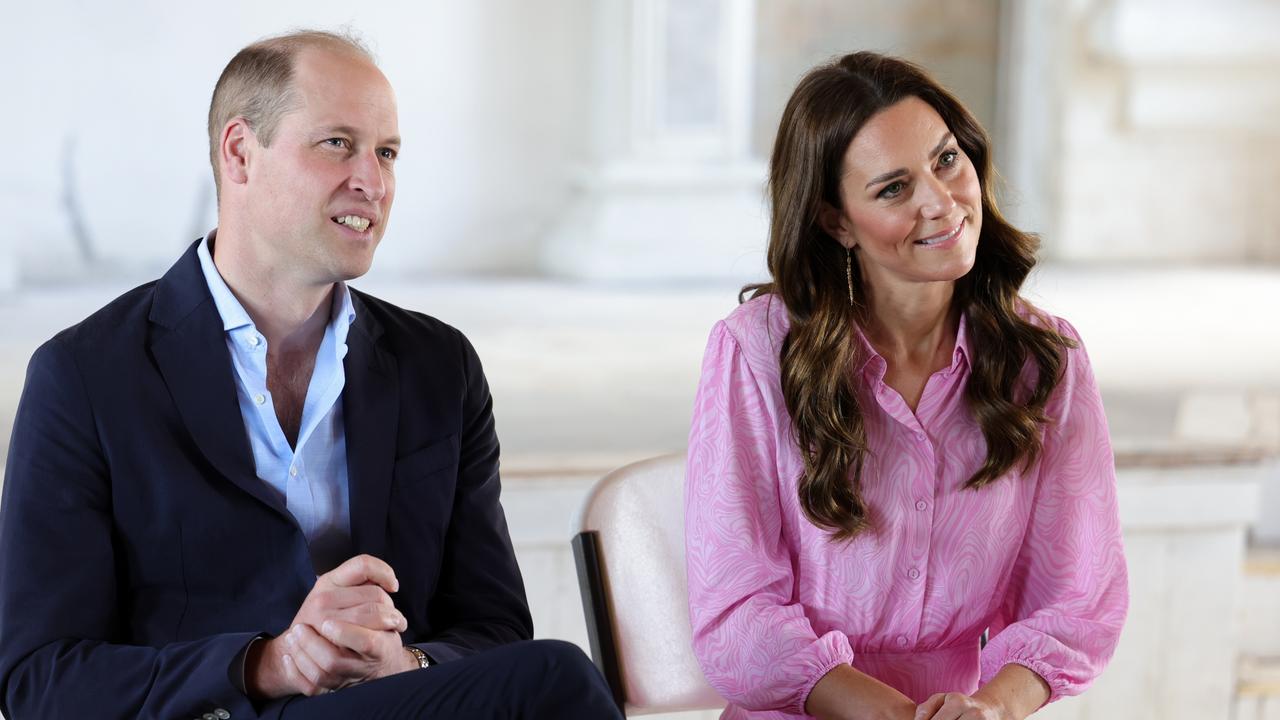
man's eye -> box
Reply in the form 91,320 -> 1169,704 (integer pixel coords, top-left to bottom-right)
878,181 -> 905,199
325,138 -> 349,148
379,148 -> 397,161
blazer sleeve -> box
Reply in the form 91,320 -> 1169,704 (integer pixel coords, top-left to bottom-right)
414,331 -> 533,663
0,339 -> 266,720
685,321 -> 854,714
980,319 -> 1129,702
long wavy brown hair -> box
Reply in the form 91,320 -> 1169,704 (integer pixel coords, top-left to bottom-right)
745,52 -> 1076,541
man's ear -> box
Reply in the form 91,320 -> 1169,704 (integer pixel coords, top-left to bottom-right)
818,202 -> 855,249
219,118 -> 253,188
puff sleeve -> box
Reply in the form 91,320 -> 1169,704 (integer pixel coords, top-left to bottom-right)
685,320 -> 855,714
979,320 -> 1129,702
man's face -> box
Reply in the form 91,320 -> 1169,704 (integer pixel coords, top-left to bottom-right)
245,48 -> 400,285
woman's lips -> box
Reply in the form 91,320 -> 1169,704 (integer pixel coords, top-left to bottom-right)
914,219 -> 964,249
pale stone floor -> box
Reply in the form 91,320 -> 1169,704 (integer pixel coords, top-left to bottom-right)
0,265 -> 1278,718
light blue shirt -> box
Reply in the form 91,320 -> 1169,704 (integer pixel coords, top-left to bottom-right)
197,235 -> 354,574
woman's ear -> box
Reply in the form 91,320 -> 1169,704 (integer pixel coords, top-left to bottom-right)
818,202 -> 855,249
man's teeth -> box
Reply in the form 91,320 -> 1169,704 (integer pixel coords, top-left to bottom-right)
336,215 -> 371,232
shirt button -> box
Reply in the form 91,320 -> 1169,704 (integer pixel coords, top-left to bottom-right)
915,500 -> 928,511
908,567 -> 921,580
897,635 -> 908,648
289,466 -> 298,477
247,335 -> 260,348
253,393 -> 266,405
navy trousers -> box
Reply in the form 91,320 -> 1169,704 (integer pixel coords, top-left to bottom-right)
276,639 -> 622,719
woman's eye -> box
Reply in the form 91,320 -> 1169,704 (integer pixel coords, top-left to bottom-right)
939,150 -> 959,167
878,181 -> 904,199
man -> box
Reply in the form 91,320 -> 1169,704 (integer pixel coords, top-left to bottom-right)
0,30 -> 619,719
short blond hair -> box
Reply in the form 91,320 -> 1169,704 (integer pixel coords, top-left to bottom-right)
206,30 -> 374,198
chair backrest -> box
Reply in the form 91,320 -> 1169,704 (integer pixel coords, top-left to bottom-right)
572,453 -> 724,715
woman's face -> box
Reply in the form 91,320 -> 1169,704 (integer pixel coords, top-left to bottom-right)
822,96 -> 982,295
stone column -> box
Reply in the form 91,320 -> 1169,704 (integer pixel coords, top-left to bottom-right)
543,0 -> 767,281
995,0 -> 1069,249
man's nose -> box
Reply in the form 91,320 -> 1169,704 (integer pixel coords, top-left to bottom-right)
349,151 -> 387,203
917,173 -> 956,220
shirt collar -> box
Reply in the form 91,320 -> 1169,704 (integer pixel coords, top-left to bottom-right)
196,232 -> 254,333
197,231 -> 358,341
852,309 -> 971,381
951,310 -> 972,373
330,278 -> 356,350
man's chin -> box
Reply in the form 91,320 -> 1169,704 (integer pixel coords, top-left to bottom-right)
335,260 -> 375,283
330,243 -> 379,282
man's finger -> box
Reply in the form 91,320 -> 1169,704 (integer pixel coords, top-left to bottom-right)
324,554 -> 399,593
313,585 -> 396,613
291,623 -> 365,675
320,619 -> 391,659
336,602 -> 407,633
283,651 -> 325,696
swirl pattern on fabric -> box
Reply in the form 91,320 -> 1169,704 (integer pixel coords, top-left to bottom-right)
685,295 -> 1128,719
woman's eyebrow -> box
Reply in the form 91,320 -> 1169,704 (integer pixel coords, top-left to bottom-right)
863,133 -> 955,190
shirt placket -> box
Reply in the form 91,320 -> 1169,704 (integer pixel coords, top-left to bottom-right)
238,328 -> 309,532
867,378 -> 933,651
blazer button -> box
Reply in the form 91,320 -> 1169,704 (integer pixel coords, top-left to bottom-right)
203,714 -> 217,720
215,710 -> 232,719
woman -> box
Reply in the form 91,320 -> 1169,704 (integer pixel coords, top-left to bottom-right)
685,52 -> 1127,720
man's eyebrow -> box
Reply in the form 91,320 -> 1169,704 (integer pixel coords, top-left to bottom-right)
317,126 -> 401,147
863,132 -> 955,190
318,125 -> 358,137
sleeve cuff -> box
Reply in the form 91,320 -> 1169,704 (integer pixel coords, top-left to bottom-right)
408,643 -> 438,665
228,634 -> 269,695
993,657 -> 1061,705
980,627 -> 1078,704
787,631 -> 855,715
795,652 -> 855,716
414,640 -> 462,664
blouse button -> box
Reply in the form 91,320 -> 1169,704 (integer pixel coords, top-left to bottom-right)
915,500 -> 928,511
908,567 -> 921,580
896,635 -> 908,648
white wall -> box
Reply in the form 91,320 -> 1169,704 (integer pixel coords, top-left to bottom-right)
3,1 -> 1008,286
7,1 -> 1280,288
1,1 -> 591,282
1000,0 -> 1280,264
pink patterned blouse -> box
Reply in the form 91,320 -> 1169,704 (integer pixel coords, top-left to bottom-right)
685,295 -> 1128,718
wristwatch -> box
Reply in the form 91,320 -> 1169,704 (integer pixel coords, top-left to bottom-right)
405,645 -> 431,669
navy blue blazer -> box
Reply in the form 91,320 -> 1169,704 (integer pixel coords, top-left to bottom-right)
0,241 -> 533,719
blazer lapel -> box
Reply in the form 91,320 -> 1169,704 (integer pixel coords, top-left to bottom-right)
148,241 -> 288,517
343,292 -> 399,560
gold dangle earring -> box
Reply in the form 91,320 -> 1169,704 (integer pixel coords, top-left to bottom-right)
845,248 -> 854,307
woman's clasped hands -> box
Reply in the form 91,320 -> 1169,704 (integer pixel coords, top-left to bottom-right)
912,692 -> 1009,720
